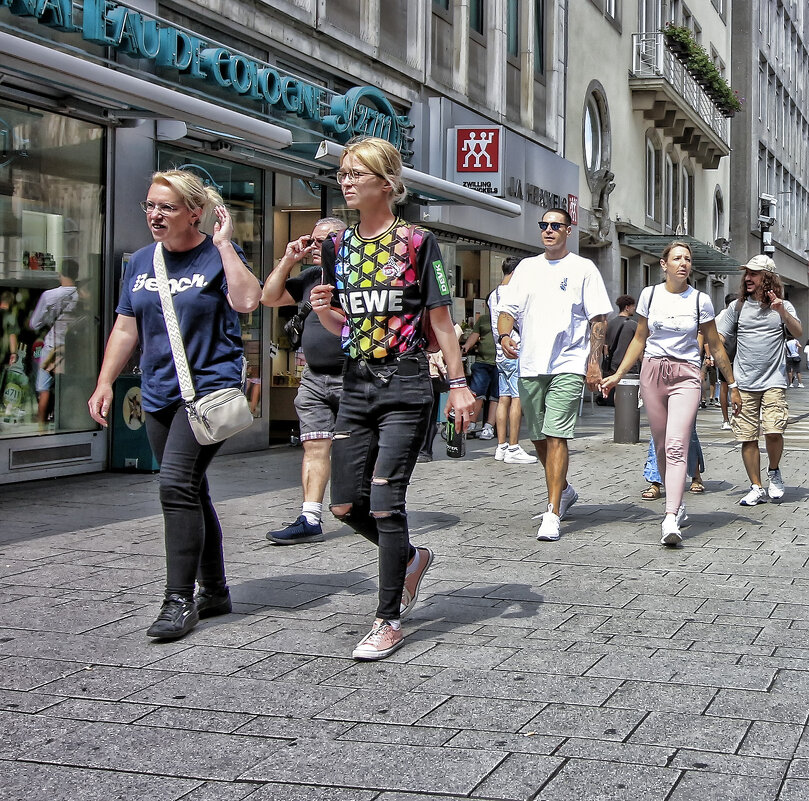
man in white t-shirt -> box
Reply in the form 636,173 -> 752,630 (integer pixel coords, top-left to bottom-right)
496,208 -> 612,542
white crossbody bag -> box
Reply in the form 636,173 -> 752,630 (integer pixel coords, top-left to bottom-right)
152,243 -> 253,445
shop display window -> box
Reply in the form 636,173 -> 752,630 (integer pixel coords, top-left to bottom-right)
0,104 -> 104,438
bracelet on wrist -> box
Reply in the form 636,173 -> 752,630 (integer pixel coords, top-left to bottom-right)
448,378 -> 467,388
727,381 -> 738,389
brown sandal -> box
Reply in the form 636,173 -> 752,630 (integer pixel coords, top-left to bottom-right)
641,483 -> 662,500
689,480 -> 705,493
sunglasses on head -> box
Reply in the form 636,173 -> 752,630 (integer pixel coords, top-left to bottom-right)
538,221 -> 567,231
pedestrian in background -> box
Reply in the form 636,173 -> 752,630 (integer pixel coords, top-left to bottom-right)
717,255 -> 802,505
309,136 -> 474,661
601,241 -> 740,546
261,217 -> 347,544
88,170 -> 261,639
497,208 -> 612,542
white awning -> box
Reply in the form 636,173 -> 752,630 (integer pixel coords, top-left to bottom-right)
315,140 -> 523,218
0,32 -> 292,152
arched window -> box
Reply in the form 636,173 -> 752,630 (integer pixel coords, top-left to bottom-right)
583,84 -> 611,192
584,95 -> 602,173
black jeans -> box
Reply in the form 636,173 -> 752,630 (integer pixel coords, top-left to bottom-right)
331,353 -> 433,620
145,403 -> 226,599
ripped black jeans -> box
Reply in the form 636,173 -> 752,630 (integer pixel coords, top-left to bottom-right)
331,353 -> 433,620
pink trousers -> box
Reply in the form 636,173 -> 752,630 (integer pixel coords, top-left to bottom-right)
640,357 -> 702,515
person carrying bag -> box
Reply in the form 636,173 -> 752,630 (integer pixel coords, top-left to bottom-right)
88,170 -> 261,641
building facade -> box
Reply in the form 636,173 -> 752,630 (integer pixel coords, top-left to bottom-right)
565,0 -> 740,311
729,0 -> 809,325
0,0 -> 576,483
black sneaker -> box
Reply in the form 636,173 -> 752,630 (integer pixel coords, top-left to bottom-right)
194,587 -> 232,619
266,515 -> 322,545
146,594 -> 199,640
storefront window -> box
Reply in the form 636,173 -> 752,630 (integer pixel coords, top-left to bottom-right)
0,104 -> 104,438
156,146 -> 264,417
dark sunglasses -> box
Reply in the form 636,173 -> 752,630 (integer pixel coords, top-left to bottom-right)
538,221 -> 567,231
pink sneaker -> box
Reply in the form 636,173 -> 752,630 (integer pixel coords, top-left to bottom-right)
400,546 -> 434,618
352,619 -> 404,660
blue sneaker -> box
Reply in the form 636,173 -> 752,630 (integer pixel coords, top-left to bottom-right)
266,515 -> 322,545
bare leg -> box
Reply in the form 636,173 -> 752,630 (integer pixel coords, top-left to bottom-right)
495,396 -> 510,445
741,440 -> 762,486
534,436 -> 568,515
508,396 -> 523,446
302,439 -> 332,503
764,432 -> 783,471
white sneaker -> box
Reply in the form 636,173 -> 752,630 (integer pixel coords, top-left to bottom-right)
739,484 -> 767,506
479,423 -> 495,440
675,504 -> 688,527
767,468 -> 785,499
559,484 -> 579,520
660,515 -> 682,546
494,443 -> 508,461
799,382 -> 805,388
721,421 -> 732,431
504,445 -> 538,464
536,504 -> 561,541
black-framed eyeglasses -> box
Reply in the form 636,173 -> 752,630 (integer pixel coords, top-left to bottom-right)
140,200 -> 181,215
336,170 -> 377,184
538,221 -> 567,231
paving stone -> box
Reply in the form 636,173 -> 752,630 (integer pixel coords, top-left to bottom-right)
629,711 -> 749,753
177,781 -> 264,801
467,752 -> 562,799
707,687 -> 809,724
444,729 -> 562,755
323,660 -> 441,691
128,673 -> 353,717
556,738 -> 674,766
779,779 -> 809,801
146,645 -> 268,675
0,760 -> 199,801
337,721 -> 453,746
0,656 -> 84,691
525,702 -> 646,740
494,647 -> 602,676
40,665 -> 176,701
670,747 -> 787,778
316,687 -> 447,725
43,697 -> 156,723
417,695 -> 541,732
410,642 -> 517,670
532,758 -> 678,800
135,706 -> 256,733
666,770 -> 780,801
234,715 -> 353,741
0,688 -> 63,713
22,719 -> 280,780
241,786 -> 377,801
241,740 -> 505,795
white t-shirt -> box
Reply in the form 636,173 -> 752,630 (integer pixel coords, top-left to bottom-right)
488,284 -> 520,361
637,284 -> 714,368
497,251 -> 612,376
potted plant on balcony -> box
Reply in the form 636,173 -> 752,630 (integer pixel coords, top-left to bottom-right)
661,23 -> 692,60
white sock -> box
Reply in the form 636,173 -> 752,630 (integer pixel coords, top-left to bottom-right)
301,502 -> 322,526
405,548 -> 422,576
507,445 -> 520,451
387,619 -> 401,630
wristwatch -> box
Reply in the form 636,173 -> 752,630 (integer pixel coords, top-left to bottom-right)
497,332 -> 511,345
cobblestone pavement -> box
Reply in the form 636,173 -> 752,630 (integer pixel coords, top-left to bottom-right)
2,389 -> 809,801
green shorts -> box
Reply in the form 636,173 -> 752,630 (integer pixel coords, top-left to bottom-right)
518,373 -> 585,440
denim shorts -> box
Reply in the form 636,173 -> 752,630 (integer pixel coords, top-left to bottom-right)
293,367 -> 343,441
469,361 -> 500,401
518,373 -> 584,440
497,357 -> 519,398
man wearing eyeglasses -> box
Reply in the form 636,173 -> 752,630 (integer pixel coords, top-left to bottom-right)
496,208 -> 611,542
261,217 -> 347,544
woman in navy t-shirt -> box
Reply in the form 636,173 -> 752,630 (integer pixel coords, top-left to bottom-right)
88,170 -> 261,640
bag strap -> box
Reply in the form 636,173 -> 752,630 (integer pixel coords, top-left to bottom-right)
152,243 -> 197,404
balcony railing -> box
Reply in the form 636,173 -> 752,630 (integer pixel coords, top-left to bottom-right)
631,32 -> 730,147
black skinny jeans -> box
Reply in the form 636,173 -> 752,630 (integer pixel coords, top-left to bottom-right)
331,353 -> 433,620
145,403 -> 226,599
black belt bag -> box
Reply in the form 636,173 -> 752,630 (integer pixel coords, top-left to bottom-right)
352,353 -> 424,386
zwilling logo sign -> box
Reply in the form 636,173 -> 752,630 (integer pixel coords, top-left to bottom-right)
451,126 -> 504,196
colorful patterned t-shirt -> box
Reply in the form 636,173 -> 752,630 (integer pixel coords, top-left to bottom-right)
321,218 -> 452,360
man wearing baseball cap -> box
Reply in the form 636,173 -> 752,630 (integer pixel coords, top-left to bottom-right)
717,255 -> 802,505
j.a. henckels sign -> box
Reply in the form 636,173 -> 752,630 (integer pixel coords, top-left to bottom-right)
2,0 -> 413,155
449,126 -> 505,196
507,177 -> 579,225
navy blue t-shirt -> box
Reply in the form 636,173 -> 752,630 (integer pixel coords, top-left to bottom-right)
116,236 -> 248,412
285,266 -> 345,375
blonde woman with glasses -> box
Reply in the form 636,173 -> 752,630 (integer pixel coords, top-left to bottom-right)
89,170 -> 260,640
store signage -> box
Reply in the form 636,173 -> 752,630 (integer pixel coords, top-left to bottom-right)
506,177 -> 578,224
449,126 -> 504,196
3,0 -> 413,152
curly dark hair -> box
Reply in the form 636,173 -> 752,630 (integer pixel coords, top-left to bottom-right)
739,270 -> 783,307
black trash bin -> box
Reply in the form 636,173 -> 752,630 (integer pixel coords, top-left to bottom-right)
613,377 -> 640,444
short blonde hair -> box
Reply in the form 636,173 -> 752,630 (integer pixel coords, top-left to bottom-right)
340,137 -> 408,205
151,170 -> 224,224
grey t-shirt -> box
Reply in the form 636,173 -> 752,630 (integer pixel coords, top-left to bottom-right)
717,297 -> 798,391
